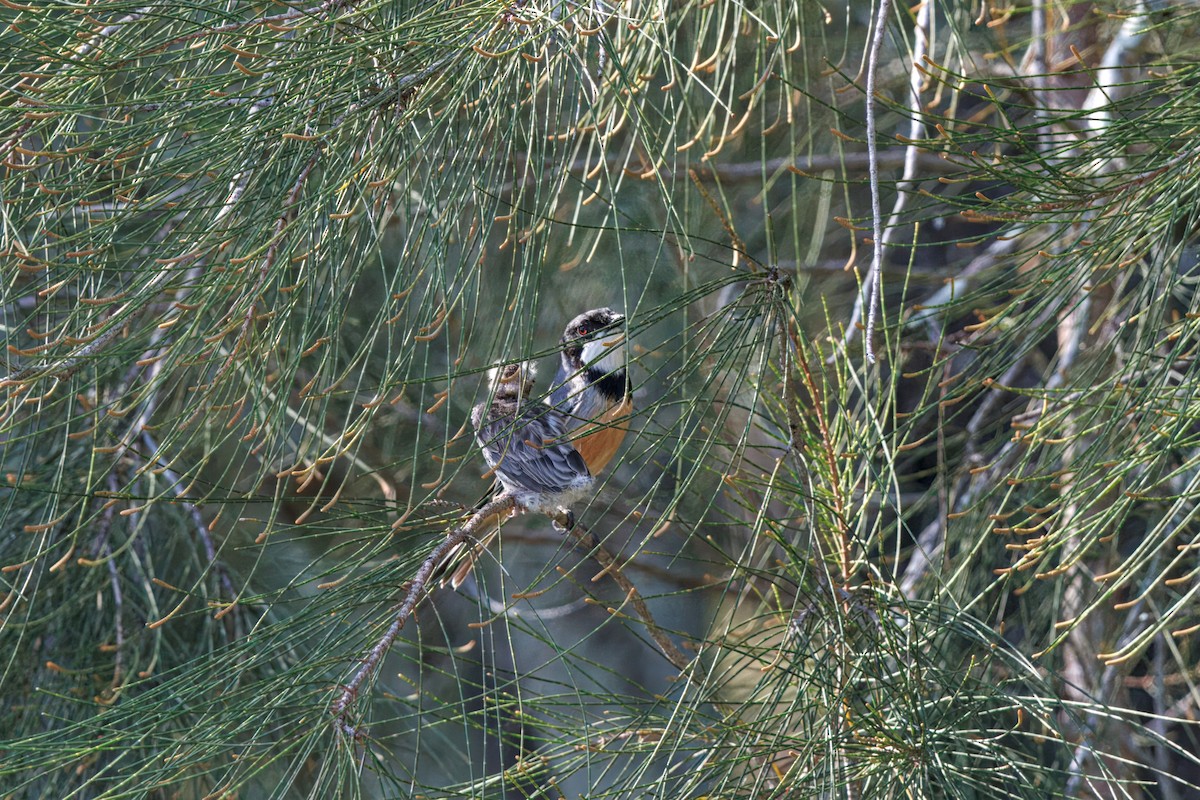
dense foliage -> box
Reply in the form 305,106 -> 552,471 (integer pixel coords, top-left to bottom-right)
3,0 -> 1199,797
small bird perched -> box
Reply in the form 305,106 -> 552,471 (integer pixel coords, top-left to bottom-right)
438,309 -> 631,589
550,308 -> 633,476
472,361 -> 594,516
440,361 -> 593,588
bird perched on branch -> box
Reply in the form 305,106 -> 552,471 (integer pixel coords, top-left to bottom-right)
437,309 -> 631,589
440,361 -> 593,588
550,308 -> 633,477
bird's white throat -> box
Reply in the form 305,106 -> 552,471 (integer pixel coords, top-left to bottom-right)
580,335 -> 626,376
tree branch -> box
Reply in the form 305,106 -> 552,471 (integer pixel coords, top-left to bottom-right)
330,494 -> 517,733
550,510 -> 690,673
859,0 -> 896,365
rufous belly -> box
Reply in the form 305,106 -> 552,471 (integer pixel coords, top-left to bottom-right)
571,396 -> 632,475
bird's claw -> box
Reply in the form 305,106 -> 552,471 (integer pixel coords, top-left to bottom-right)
551,508 -> 575,532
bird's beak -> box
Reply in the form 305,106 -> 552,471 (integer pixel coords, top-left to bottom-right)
602,314 -> 626,346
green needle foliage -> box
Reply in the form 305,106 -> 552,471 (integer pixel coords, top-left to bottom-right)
2,0 -> 1199,797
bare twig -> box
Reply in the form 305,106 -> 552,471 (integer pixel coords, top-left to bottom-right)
501,149 -> 958,195
1081,0 -> 1149,135
330,495 -> 517,732
859,0 -> 896,365
463,581 -> 591,621
847,0 -> 932,364
552,511 -> 690,673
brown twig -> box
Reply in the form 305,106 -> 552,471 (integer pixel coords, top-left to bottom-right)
330,494 -> 517,733
551,511 -> 690,673
500,149 -> 958,196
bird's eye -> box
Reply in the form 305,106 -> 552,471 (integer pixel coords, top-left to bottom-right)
577,326 -> 589,337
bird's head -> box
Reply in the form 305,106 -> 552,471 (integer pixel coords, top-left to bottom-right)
560,308 -> 626,377
486,361 -> 536,401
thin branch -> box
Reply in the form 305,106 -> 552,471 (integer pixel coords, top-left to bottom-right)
1026,0 -> 1050,135
859,0 -> 896,365
552,511 -> 690,673
330,494 -> 517,732
1081,0 -> 1149,134
501,149 -> 958,194
848,1 -> 937,354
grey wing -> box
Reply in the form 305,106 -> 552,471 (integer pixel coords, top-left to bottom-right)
475,407 -> 590,494
549,374 -> 607,435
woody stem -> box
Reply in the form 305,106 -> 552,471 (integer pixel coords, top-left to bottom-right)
553,511 -> 690,672
331,494 -> 518,731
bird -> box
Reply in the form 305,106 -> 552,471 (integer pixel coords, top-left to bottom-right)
472,361 -> 594,516
438,308 -> 633,589
439,360 -> 593,588
549,308 -> 633,477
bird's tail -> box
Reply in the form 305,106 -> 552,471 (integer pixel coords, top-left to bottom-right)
429,485 -> 510,588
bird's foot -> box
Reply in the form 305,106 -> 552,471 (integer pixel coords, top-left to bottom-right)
550,508 -> 575,532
